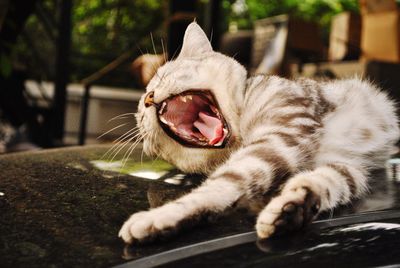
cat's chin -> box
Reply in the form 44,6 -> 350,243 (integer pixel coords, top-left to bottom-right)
157,89 -> 231,149
157,134 -> 240,174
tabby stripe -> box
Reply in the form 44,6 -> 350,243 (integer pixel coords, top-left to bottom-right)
247,170 -> 270,196
272,112 -> 320,126
296,124 -> 318,135
270,132 -> 299,147
215,171 -> 245,183
248,147 -> 293,188
316,90 -> 336,116
248,138 -> 271,147
326,164 -> 357,196
243,110 -> 316,135
281,97 -> 312,108
249,132 -> 299,147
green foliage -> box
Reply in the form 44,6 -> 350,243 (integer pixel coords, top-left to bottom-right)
15,0 -> 166,87
15,0 -> 359,87
0,53 -> 12,78
72,0 -> 164,56
70,0 -> 165,86
224,0 -> 359,30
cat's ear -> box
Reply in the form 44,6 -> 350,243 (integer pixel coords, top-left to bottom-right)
177,22 -> 213,59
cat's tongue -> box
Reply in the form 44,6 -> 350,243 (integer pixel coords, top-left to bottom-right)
193,112 -> 223,145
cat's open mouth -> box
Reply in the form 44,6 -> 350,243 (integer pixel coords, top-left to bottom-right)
157,90 -> 230,148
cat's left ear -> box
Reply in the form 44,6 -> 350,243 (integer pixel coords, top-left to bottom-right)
177,22 -> 213,59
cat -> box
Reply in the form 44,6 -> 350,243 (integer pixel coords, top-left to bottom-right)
118,22 -> 400,244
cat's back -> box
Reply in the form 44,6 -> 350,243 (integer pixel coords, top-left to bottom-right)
242,75 -> 399,166
320,78 -> 398,136
316,78 -> 399,166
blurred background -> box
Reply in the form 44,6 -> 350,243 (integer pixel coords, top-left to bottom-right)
1,0 -> 400,153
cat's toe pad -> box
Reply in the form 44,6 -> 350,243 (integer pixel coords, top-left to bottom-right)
118,205 -> 184,244
256,187 -> 320,239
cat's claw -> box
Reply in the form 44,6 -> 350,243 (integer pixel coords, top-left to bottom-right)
118,204 -> 185,244
256,187 -> 320,239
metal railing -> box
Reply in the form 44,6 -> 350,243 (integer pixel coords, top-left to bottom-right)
78,48 -> 137,145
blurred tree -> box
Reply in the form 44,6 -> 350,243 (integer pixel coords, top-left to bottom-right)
15,0 -> 166,88
72,0 -> 164,56
223,0 -> 359,31
71,0 -> 166,87
14,0 -> 361,88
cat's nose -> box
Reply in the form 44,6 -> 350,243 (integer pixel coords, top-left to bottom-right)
144,91 -> 155,108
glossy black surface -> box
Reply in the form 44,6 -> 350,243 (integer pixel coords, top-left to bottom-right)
161,218 -> 400,268
0,145 -> 253,267
0,145 -> 400,267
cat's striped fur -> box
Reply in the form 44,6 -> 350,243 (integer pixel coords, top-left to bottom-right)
119,22 -> 399,243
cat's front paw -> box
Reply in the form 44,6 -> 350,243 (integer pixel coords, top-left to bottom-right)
118,204 -> 185,244
256,187 -> 320,239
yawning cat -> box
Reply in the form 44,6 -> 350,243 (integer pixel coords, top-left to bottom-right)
119,22 -> 399,244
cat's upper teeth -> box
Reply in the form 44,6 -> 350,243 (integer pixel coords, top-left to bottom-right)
180,96 -> 187,102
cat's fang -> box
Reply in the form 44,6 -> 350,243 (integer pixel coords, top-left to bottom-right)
159,116 -> 167,124
158,102 -> 167,115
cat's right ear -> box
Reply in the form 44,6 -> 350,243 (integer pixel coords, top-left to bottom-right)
177,22 -> 213,59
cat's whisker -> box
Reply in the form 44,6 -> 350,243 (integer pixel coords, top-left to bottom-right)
143,45 -> 162,81
114,127 -> 140,143
104,126 -> 139,148
121,141 -> 140,168
136,43 -> 162,80
136,44 -> 146,57
97,123 -> 128,140
107,113 -> 136,123
106,135 -> 140,166
140,144 -> 145,166
121,133 -> 148,170
169,44 -> 181,61
161,38 -> 167,63
100,128 -> 141,160
107,131 -> 143,163
150,32 -> 157,55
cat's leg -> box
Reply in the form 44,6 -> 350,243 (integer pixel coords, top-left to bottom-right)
119,141 -> 297,244
256,162 -> 368,239
118,178 -> 242,243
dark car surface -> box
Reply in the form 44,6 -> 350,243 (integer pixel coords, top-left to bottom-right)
1,145 -> 400,267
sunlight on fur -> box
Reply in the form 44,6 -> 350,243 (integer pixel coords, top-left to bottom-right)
116,22 -> 399,244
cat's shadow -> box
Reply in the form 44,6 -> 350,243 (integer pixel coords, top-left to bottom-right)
146,170 -> 205,208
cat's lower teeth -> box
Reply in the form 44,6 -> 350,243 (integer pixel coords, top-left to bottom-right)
198,136 -> 207,142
